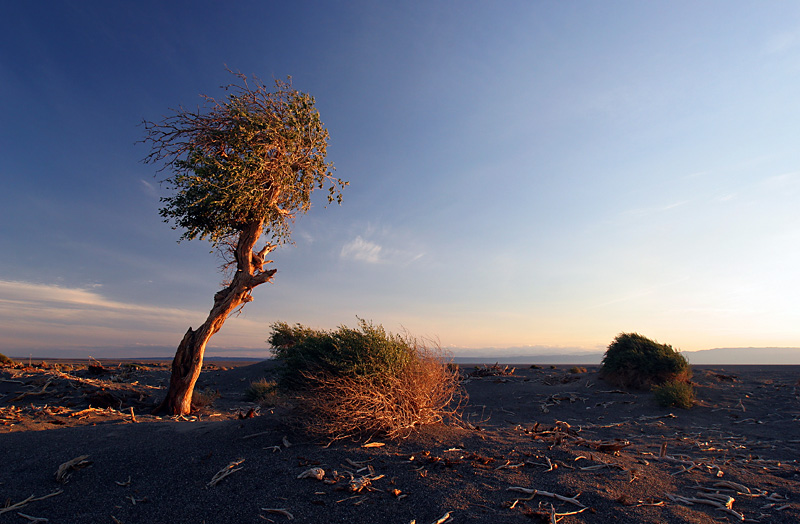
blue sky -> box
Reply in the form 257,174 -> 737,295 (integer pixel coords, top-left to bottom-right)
1,1 -> 799,358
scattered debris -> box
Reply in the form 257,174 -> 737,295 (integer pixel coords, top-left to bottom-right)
468,364 -> 515,378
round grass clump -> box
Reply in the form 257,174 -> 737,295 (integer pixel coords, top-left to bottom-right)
599,333 -> 691,389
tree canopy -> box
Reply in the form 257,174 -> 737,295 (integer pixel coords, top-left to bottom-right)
141,73 -> 347,415
143,73 -> 346,247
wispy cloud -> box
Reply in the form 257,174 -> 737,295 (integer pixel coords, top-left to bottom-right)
140,179 -> 159,199
763,30 -> 800,54
339,230 -> 426,265
622,200 -> 689,217
0,279 -> 279,354
340,236 -> 383,263
0,280 -> 187,317
761,172 -> 798,190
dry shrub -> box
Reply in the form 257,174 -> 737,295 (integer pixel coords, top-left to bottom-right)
296,344 -> 464,441
191,387 -> 220,410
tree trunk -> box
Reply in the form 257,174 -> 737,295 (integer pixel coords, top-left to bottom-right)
153,222 -> 276,416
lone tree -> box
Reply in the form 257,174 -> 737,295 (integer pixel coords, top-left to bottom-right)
142,73 -> 346,415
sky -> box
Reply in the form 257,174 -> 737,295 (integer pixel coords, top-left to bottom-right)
1,1 -> 799,359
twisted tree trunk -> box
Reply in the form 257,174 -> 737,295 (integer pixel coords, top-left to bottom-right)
154,222 -> 276,416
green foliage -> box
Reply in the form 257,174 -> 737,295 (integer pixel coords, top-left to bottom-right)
269,319 -> 415,388
0,353 -> 14,366
569,366 -> 588,374
143,73 -> 347,246
653,380 -> 695,409
244,378 -> 279,405
599,332 -> 691,389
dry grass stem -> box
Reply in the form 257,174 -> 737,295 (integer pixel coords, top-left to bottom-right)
17,513 -> 48,523
207,458 -> 245,488
241,430 -> 273,440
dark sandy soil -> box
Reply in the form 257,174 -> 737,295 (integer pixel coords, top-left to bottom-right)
1,359 -> 799,523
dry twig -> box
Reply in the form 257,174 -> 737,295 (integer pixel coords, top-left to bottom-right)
432,511 -> 453,524
0,491 -> 63,515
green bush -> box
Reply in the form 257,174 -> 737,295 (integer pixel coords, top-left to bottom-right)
653,380 -> 695,409
0,353 -> 14,366
269,319 -> 415,388
268,319 -> 463,440
599,333 -> 691,389
569,366 -> 588,374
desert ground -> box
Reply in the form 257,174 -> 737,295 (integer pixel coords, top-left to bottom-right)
1,359 -> 798,523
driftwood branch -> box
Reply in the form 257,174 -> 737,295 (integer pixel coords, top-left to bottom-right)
508,486 -> 586,508
55,455 -> 91,484
207,458 -> 245,487
260,508 -> 294,520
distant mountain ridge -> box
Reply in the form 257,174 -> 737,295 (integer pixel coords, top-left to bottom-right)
451,347 -> 800,365
453,353 -> 603,365
12,346 -> 800,365
682,347 -> 800,365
